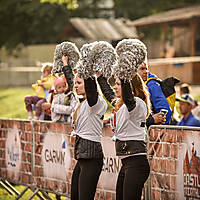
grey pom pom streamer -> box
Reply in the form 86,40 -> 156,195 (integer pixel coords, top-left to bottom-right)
116,39 -> 147,67
112,52 -> 137,81
52,42 -> 80,74
77,42 -> 97,79
89,41 -> 117,78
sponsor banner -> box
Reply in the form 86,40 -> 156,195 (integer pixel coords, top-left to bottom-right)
99,137 -> 121,191
177,132 -> 200,200
42,132 -> 71,180
5,126 -> 22,180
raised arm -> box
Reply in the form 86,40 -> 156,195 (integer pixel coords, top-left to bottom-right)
121,80 -> 136,112
62,55 -> 74,92
84,77 -> 98,107
97,75 -> 115,105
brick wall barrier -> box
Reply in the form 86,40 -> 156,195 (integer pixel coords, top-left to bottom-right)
0,119 -> 200,200
148,125 -> 200,200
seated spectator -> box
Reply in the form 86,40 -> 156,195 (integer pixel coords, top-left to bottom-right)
24,63 -> 55,120
176,94 -> 200,127
51,76 -> 76,122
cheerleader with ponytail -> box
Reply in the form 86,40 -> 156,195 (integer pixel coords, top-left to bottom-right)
97,39 -> 150,200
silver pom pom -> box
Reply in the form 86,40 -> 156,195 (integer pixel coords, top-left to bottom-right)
89,41 -> 117,78
116,39 -> 147,67
113,39 -> 147,80
52,42 -> 80,74
77,42 -> 97,79
113,53 -> 137,81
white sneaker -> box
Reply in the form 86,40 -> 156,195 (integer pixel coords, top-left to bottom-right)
33,116 -> 40,120
28,112 -> 33,120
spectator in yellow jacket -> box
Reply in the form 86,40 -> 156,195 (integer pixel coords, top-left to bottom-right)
24,63 -> 55,120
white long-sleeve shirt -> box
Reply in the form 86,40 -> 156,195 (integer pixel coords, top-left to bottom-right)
71,96 -> 107,142
110,97 -> 147,141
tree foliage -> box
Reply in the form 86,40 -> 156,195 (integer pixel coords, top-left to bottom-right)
0,0 -> 70,50
0,0 -> 199,52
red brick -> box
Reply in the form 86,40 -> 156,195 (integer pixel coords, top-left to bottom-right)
49,180 -> 54,190
148,142 -> 155,157
161,191 -> 176,200
154,143 -> 162,157
0,149 -> 4,159
151,173 -> 158,188
55,122 -> 65,133
25,122 -> 31,131
163,129 -> 177,143
99,191 -> 105,200
22,174 -> 30,184
25,143 -> 31,152
0,140 -> 5,148
49,122 -> 57,132
112,193 -> 116,200
8,120 -> 14,128
33,122 -> 40,132
0,168 -> 7,178
106,192 -> 112,200
149,128 -> 157,141
171,175 -> 176,190
160,159 -> 167,173
0,120 -> 3,128
20,131 -> 25,140
0,130 -> 3,138
70,136 -> 75,147
163,143 -> 170,157
35,144 -> 43,154
166,159 -> 176,175
176,129 -> 183,138
64,124 -> 73,135
16,121 -> 22,130
26,132 -> 32,142
21,152 -> 26,162
163,175 -> 170,190
40,122 -> 47,133
7,170 -> 14,180
150,158 -> 159,172
95,191 -> 100,200
170,144 -> 178,158
2,120 -> 8,128
151,189 -> 161,200
25,163 -> 31,172
35,132 -> 41,143
156,174 -> 165,188
35,155 -> 41,165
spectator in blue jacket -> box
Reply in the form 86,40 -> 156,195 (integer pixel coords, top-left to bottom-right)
176,94 -> 200,127
137,62 -> 172,125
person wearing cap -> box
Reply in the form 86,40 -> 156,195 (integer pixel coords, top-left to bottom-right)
176,94 -> 200,127
24,63 -> 55,120
51,75 -> 76,122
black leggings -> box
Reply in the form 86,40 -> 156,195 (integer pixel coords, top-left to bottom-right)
71,158 -> 103,200
116,155 -> 150,200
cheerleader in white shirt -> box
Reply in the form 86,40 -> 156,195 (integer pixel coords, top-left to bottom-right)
70,42 -> 117,200
97,39 -> 151,200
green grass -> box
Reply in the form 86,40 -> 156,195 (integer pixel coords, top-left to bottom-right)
0,87 -> 113,120
0,88 -> 34,119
